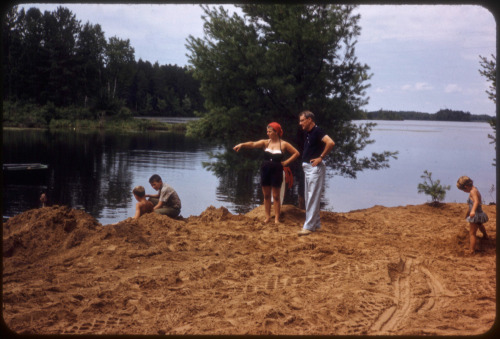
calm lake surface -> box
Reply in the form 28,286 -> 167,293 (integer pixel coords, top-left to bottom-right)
2,120 -> 496,224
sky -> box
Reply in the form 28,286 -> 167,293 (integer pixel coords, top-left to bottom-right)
15,2 -> 497,116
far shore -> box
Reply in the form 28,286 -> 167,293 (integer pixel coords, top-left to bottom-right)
3,114 -> 494,132
2,117 -> 188,133
134,116 -> 200,124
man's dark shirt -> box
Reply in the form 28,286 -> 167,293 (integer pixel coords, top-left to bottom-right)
302,125 -> 327,163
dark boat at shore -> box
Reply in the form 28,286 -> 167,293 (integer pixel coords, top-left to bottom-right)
3,163 -> 49,185
3,163 -> 49,171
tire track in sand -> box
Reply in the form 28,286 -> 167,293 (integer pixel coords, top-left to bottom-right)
371,258 -> 413,333
371,258 -> 454,334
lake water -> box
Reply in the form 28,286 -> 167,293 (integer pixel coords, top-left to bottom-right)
2,120 -> 496,224
329,120 -> 496,211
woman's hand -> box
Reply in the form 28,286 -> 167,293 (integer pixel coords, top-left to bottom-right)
282,141 -> 300,167
233,144 -> 242,152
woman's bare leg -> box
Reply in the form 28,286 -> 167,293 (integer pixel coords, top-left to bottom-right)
262,186 -> 271,223
272,186 -> 281,224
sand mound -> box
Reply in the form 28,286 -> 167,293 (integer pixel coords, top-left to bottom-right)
3,205 -> 100,259
2,203 -> 496,335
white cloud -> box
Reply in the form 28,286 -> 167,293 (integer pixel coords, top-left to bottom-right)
444,84 -> 462,93
401,82 -> 433,92
356,5 -> 495,45
415,82 -> 433,91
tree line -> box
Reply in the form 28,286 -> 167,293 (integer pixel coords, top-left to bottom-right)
3,3 -> 399,184
2,5 -> 204,123
362,109 -> 493,122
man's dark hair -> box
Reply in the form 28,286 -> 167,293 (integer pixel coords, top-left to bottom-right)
149,174 -> 162,183
299,110 -> 315,121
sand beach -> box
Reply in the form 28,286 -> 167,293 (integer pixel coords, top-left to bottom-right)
2,203 -> 496,335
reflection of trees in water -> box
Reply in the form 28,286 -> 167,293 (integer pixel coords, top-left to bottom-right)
47,131 -> 210,217
4,129 -> 221,220
99,147 -> 134,212
3,130 -> 135,218
48,131 -> 208,218
215,167 -> 262,214
2,130 -> 55,214
204,148 -> 260,213
47,131 -> 134,219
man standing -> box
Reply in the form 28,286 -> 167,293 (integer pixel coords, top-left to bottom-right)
298,111 -> 335,236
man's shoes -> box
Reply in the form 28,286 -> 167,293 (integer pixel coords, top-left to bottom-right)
298,229 -> 313,236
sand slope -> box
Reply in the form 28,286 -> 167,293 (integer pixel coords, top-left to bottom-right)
2,203 -> 496,335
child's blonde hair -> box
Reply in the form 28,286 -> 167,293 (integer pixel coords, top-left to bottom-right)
456,176 -> 473,190
133,185 -> 146,197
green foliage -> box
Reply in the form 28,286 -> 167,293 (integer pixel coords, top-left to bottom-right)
478,54 -> 496,167
488,116 -> 496,166
3,5 -> 204,121
417,170 -> 450,205
3,100 -> 183,132
46,117 -> 183,132
479,54 -> 496,105
435,109 -> 471,121
187,4 -> 371,140
2,101 -> 49,127
186,4 -> 397,178
116,106 -> 133,120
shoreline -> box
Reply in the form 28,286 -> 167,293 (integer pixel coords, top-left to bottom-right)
2,118 -> 189,133
3,117 -> 493,132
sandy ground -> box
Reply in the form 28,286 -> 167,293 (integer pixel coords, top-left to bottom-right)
2,202 -> 497,335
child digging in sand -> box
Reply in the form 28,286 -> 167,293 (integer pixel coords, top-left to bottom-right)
456,176 -> 489,254
132,186 -> 154,219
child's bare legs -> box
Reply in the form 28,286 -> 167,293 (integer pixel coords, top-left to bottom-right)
262,186 -> 272,223
478,223 -> 488,239
467,223 -> 479,254
271,186 -> 281,224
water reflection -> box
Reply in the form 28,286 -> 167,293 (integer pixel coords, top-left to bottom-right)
214,169 -> 261,214
2,129 -> 231,223
2,120 -> 495,224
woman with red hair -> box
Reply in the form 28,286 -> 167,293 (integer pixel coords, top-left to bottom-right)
234,122 -> 300,224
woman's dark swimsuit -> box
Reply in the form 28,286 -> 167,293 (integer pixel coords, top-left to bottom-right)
261,140 -> 284,188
